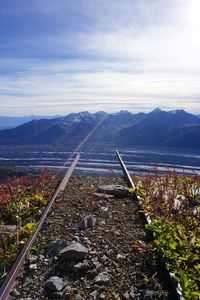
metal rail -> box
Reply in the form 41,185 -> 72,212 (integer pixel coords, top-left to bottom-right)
116,150 -> 180,300
0,153 -> 80,300
116,150 -> 135,189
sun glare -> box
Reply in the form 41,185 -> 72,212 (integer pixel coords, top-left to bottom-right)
189,0 -> 200,27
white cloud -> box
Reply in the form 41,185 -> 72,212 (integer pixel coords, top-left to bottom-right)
0,0 -> 200,115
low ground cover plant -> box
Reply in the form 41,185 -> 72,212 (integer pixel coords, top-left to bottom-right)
0,170 -> 57,281
131,169 -> 200,299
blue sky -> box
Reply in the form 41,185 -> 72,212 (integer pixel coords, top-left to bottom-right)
0,0 -> 200,115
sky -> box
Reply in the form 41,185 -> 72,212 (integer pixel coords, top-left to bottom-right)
0,0 -> 200,116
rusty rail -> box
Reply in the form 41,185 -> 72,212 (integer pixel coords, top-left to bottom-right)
0,153 -> 80,300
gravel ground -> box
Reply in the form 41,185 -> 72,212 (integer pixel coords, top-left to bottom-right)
12,176 -> 171,300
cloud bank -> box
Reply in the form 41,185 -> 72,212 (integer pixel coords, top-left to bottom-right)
0,0 -> 199,115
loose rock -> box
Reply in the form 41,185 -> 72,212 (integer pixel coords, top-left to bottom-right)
73,261 -> 90,273
87,269 -> 98,279
78,215 -> 97,230
123,291 -> 130,299
94,272 -> 110,285
29,263 -> 37,270
45,276 -> 65,292
75,294 -> 86,300
98,185 -> 129,197
45,240 -> 68,257
143,289 -> 155,299
90,290 -> 98,300
61,285 -> 71,299
117,254 -> 125,260
94,192 -> 114,199
100,206 -> 108,212
60,242 -> 88,261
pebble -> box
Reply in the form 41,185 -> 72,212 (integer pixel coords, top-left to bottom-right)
94,192 -> 114,199
10,288 -> 21,297
143,289 -> 155,299
38,254 -> 45,260
117,253 -> 125,260
90,290 -> 98,300
28,254 -> 38,263
94,272 -> 111,285
29,263 -> 37,270
99,220 -> 106,225
73,235 -> 80,242
93,261 -> 102,269
123,291 -> 130,299
90,250 -> 97,255
78,215 -> 97,230
62,285 -> 71,299
101,206 -> 109,212
46,276 -> 65,292
91,257 -> 98,262
73,261 -> 89,273
101,255 -> 108,262
87,269 -> 98,278
75,294 -> 86,300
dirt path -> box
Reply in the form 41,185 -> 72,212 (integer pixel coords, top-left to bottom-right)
12,176 -> 169,299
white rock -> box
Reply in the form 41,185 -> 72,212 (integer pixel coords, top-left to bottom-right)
78,215 -> 97,230
95,272 -> 110,285
46,276 -> 65,292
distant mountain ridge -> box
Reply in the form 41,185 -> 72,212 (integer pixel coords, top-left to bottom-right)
0,109 -> 199,149
0,115 -> 62,130
120,109 -> 200,148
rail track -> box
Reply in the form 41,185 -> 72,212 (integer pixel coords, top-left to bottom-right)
115,151 -> 180,300
0,154 -> 80,300
0,150 -> 181,299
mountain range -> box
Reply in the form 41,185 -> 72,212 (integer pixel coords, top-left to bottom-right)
0,115 -> 62,130
0,109 -> 200,149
